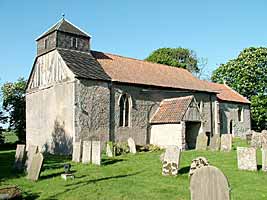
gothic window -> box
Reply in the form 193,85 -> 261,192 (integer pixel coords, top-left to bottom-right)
119,94 -> 131,127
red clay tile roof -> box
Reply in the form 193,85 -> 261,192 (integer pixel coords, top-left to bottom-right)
91,51 -> 215,93
150,96 -> 194,124
204,81 -> 250,104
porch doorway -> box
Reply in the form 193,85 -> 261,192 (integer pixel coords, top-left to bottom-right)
185,122 -> 201,149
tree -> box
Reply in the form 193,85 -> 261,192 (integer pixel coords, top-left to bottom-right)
211,47 -> 267,131
0,111 -> 7,144
1,78 -> 27,143
145,48 -> 200,73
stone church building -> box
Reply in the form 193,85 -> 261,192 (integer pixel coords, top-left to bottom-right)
26,19 -> 251,154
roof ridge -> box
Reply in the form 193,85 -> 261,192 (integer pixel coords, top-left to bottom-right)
163,95 -> 194,102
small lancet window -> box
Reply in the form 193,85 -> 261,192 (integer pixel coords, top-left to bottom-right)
71,37 -> 78,48
238,107 -> 243,122
119,94 -> 131,127
44,38 -> 48,49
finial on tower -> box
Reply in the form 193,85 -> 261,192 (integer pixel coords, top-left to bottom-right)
62,13 -> 65,19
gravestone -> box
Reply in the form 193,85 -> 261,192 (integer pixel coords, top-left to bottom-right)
262,144 -> 267,172
189,157 -> 209,177
251,131 -> 262,148
190,166 -> 230,200
209,134 -> 220,151
26,144 -> 38,173
27,152 -> 44,181
82,141 -> 92,164
220,134 -> 232,152
162,145 -> 181,176
91,141 -> 101,165
195,134 -> 208,151
237,147 -> 257,171
262,130 -> 267,146
106,143 -> 113,157
13,144 -> 26,171
127,137 -> 136,154
72,141 -> 82,162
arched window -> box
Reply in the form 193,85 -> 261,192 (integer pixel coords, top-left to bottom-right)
119,94 -> 131,127
229,120 -> 233,134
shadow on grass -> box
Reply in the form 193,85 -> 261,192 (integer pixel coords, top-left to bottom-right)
101,158 -> 124,166
178,166 -> 190,174
257,164 -> 262,170
46,171 -> 143,199
23,191 -> 40,200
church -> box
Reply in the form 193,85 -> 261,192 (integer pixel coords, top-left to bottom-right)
26,19 -> 251,154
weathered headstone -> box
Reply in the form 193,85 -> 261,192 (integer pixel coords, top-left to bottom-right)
262,130 -> 267,146
189,157 -> 209,177
209,134 -> 220,151
26,144 -> 38,173
190,166 -> 230,200
91,141 -> 101,165
13,144 -> 26,171
82,141 -> 92,164
262,144 -> 267,172
237,147 -> 257,171
106,142 -> 113,157
72,141 -> 82,162
220,134 -> 232,152
195,134 -> 208,151
162,145 -> 181,176
251,131 -> 262,148
27,152 -> 44,181
127,137 -> 136,154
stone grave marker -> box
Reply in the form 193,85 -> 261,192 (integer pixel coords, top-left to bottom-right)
189,157 -> 209,177
27,152 -> 44,181
195,134 -> 208,151
106,142 -> 113,157
127,137 -> 136,154
91,141 -> 101,165
162,145 -> 181,176
72,141 -> 82,162
190,166 -> 230,200
26,144 -> 38,173
13,144 -> 26,171
262,144 -> 267,172
209,134 -> 220,151
237,147 -> 257,171
82,141 -> 92,164
220,134 -> 232,152
251,131 -> 262,148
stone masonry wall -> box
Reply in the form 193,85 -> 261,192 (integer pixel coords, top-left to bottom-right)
74,79 -> 110,145
220,102 -> 251,137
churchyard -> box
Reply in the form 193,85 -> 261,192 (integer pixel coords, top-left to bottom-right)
0,138 -> 267,200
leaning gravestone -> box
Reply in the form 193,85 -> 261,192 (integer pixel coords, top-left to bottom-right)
82,141 -> 92,164
27,152 -> 44,181
127,137 -> 136,154
190,166 -> 230,200
209,134 -> 220,151
91,141 -> 101,165
162,145 -> 181,176
106,142 -> 113,157
26,144 -> 38,173
72,141 -> 82,162
262,144 -> 267,172
220,134 -> 232,152
13,144 -> 26,171
195,134 -> 208,151
189,157 -> 209,177
237,147 -> 257,171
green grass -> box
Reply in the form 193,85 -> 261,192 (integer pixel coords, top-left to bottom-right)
1,139 -> 267,200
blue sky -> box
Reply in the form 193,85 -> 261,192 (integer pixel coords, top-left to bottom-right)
1,0 -> 267,83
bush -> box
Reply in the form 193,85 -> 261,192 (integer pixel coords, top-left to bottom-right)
137,144 -> 161,152
113,142 -> 130,156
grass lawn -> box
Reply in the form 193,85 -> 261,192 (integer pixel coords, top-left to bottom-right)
0,139 -> 267,200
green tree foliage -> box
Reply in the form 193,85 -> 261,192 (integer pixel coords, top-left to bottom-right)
1,78 -> 27,143
0,111 -> 7,144
145,48 -> 199,73
211,47 -> 267,131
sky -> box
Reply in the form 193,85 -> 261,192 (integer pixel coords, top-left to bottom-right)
1,0 -> 267,84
